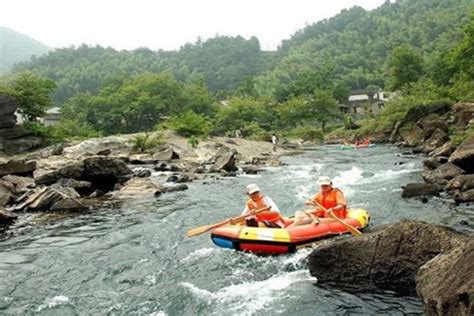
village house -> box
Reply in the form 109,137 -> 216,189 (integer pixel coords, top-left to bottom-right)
339,89 -> 391,115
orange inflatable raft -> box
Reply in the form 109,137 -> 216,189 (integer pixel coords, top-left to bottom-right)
211,209 -> 370,254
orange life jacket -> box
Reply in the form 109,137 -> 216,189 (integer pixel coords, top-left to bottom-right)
314,188 -> 347,219
246,196 -> 281,222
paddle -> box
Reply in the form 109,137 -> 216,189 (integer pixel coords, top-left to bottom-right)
186,206 -> 270,237
310,201 -> 362,236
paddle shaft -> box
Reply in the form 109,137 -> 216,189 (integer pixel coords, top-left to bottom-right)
186,206 -> 270,237
310,201 -> 362,236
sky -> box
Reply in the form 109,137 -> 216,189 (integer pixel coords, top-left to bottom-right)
1,0 -> 386,51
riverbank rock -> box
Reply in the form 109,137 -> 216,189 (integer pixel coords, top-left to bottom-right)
0,207 -> 17,226
454,189 -> 474,203
422,129 -> 449,154
0,158 -> 36,176
446,175 -> 474,192
111,177 -> 163,199
428,141 -> 456,158
35,157 -> 132,192
307,219 -> 467,295
210,147 -> 237,172
422,163 -> 465,186
402,183 -> 439,198
0,182 -> 13,207
399,125 -> 424,147
416,236 -> 473,315
453,102 -> 474,127
423,158 -> 441,170
14,186 -> 87,212
449,134 -> 474,173
2,175 -> 35,194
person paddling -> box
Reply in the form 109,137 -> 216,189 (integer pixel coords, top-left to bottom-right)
239,183 -> 284,228
288,176 -> 347,227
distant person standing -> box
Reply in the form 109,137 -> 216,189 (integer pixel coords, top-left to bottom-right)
271,133 -> 278,152
235,129 -> 242,138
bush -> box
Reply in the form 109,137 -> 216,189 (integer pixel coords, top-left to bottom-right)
449,126 -> 474,146
49,119 -> 101,142
165,110 -> 212,138
241,122 -> 271,141
285,126 -> 324,143
188,136 -> 200,148
130,132 -> 164,153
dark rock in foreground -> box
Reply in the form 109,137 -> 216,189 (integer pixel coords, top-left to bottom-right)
416,236 -> 473,316
402,183 -> 439,198
0,207 -> 17,226
0,158 -> 36,177
307,219 -> 467,295
422,163 -> 465,186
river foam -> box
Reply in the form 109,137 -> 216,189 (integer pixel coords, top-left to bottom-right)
180,270 -> 314,315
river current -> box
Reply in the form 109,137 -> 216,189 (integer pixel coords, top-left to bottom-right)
1,145 -> 473,315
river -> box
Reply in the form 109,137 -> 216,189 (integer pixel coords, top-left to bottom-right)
1,145 -> 473,315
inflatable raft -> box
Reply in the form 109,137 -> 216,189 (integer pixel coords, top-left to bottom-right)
340,144 -> 375,150
211,208 -> 370,254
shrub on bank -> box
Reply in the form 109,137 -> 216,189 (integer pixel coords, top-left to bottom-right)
285,126 -> 324,143
164,110 -> 213,138
131,132 -> 165,153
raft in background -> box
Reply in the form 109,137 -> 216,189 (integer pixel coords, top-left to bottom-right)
340,144 -> 376,150
211,208 -> 370,254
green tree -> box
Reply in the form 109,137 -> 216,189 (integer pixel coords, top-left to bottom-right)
9,72 -> 56,122
389,45 -> 424,90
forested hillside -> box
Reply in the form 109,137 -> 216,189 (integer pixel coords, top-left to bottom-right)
0,27 -> 50,74
257,0 -> 474,98
13,36 -> 271,104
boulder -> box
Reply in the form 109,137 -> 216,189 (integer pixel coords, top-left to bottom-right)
154,162 -> 172,172
454,189 -> 474,203
402,183 -> 439,198
241,165 -> 264,175
428,142 -> 456,158
0,207 -> 17,226
452,102 -> 474,127
128,154 -> 157,164
0,126 -> 34,140
1,135 -> 43,154
416,236 -> 474,315
35,161 -> 84,185
160,183 -> 189,193
446,175 -> 474,192
0,182 -> 13,207
22,186 -> 87,211
82,157 -> 132,179
0,94 -> 18,129
166,173 -> 190,183
112,177 -> 164,199
134,169 -> 151,178
0,158 -> 36,177
153,147 -> 179,162
422,129 -> 449,154
307,219 -> 467,295
399,125 -> 425,147
417,115 -> 450,137
422,163 -> 465,186
1,175 -> 35,194
423,158 -> 441,170
449,135 -> 474,173
210,147 -> 237,172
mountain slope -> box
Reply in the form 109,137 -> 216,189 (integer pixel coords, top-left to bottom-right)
0,27 -> 50,74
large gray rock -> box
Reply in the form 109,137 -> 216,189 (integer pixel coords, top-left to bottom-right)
2,175 -> 35,194
423,158 -> 441,170
210,147 -> 237,172
0,94 -> 18,116
417,115 -> 449,139
422,163 -> 465,186
452,102 -> 474,127
423,129 -> 449,154
111,177 -> 164,200
2,135 -> 43,154
153,147 -> 179,162
402,183 -> 439,198
416,236 -> 473,316
35,161 -> 84,185
399,125 -> 425,147
307,219 -> 467,295
0,182 -> 12,207
0,207 -> 17,226
449,135 -> 474,173
0,158 -> 36,176
446,175 -> 474,192
25,186 -> 87,211
454,189 -> 474,203
428,141 -> 456,158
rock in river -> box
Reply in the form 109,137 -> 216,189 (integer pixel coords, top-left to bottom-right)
416,236 -> 473,316
307,219 -> 467,295
449,134 -> 474,173
402,183 -> 439,198
422,163 -> 465,186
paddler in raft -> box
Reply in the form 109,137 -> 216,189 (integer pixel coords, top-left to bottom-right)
288,176 -> 347,227
236,183 -> 285,228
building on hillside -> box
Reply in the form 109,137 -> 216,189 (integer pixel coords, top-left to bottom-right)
339,90 -> 391,115
42,107 -> 61,126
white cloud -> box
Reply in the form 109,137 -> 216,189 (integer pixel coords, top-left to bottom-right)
0,0 -> 385,51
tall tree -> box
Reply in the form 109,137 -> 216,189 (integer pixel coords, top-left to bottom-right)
389,45 -> 424,90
